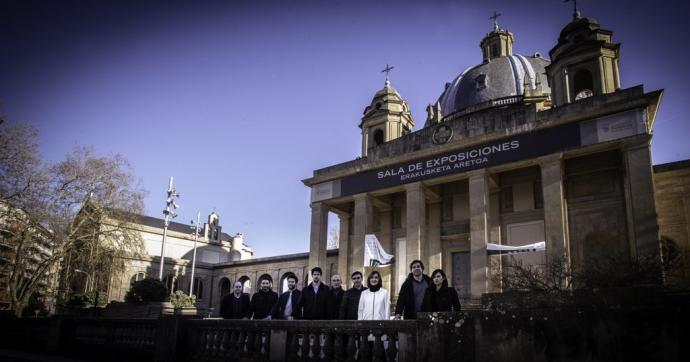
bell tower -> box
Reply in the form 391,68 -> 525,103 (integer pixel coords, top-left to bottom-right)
546,7 -> 621,107
359,66 -> 414,157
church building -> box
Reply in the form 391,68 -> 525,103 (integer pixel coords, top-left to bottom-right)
302,9 -> 665,302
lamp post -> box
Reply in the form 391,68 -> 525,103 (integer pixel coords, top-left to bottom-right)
189,211 -> 201,296
158,176 -> 180,280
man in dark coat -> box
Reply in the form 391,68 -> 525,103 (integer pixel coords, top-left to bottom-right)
269,274 -> 302,320
301,267 -> 334,320
339,271 -> 367,320
220,281 -> 251,319
395,260 -> 432,320
329,274 -> 345,319
250,278 -> 279,320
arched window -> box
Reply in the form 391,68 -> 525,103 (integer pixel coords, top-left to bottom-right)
163,274 -> 178,293
661,237 -> 679,264
219,277 -> 232,299
130,272 -> 146,285
192,277 -> 204,299
573,69 -> 594,100
373,129 -> 384,146
280,272 -> 298,293
238,275 -> 252,294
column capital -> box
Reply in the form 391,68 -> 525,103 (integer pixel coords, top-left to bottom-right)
621,134 -> 652,152
467,168 -> 488,179
353,193 -> 369,202
537,152 -> 564,166
404,181 -> 424,192
310,202 -> 328,211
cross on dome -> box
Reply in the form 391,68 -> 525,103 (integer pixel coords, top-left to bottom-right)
489,11 -> 502,30
381,64 -> 394,86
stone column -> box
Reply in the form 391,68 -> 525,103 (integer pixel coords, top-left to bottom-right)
468,170 -> 490,298
405,182 -> 426,266
427,200 -> 442,271
379,207 -> 393,293
308,202 -> 329,282
352,194 -> 371,274
539,153 -> 571,267
623,139 -> 660,258
337,213 -> 350,285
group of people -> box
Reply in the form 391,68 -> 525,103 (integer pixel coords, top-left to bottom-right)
219,260 -> 460,321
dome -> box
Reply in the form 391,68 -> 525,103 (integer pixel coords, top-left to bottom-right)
438,54 -> 551,118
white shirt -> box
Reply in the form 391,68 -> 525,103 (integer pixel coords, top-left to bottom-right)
357,288 -> 390,320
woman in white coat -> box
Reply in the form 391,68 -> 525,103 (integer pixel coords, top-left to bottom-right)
357,270 -> 390,320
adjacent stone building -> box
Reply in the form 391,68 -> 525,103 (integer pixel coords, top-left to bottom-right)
104,212 -> 253,309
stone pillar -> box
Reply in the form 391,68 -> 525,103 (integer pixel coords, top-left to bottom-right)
539,153 -> 571,267
352,194 -> 371,274
337,213 -> 350,285
308,202 -> 329,282
379,208 -> 393,293
469,170 -> 490,298
405,182 -> 426,266
427,200 -> 442,271
623,139 -> 660,259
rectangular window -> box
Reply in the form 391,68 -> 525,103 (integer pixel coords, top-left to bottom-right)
501,186 -> 514,213
442,197 -> 453,221
534,181 -> 544,209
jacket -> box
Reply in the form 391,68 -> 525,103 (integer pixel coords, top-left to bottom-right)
339,286 -> 367,320
301,282 -> 334,320
269,289 -> 302,319
250,289 -> 279,319
394,273 -> 432,319
219,293 -> 251,319
330,287 -> 345,318
357,288 -> 390,320
420,283 -> 461,313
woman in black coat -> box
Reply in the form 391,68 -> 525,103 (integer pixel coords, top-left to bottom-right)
421,269 -> 461,312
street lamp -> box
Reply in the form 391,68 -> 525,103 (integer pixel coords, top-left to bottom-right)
158,176 -> 180,280
189,211 -> 201,296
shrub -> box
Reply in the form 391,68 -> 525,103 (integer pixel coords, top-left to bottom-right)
169,290 -> 196,309
125,277 -> 167,304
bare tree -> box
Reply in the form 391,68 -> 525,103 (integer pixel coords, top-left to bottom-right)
0,123 -> 145,317
327,226 -> 339,250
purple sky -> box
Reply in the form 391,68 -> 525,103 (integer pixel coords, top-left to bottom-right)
2,0 -> 689,258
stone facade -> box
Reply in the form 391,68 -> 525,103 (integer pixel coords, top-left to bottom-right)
654,160 -> 690,255
301,13 -> 668,306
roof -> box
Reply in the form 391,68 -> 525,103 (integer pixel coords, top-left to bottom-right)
653,159 -> 690,173
438,55 -> 550,118
132,214 -> 234,241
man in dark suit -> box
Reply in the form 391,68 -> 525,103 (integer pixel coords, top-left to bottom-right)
250,278 -> 279,320
268,274 -> 301,320
339,271 -> 367,320
220,281 -> 251,319
301,267 -> 334,320
329,274 -> 345,319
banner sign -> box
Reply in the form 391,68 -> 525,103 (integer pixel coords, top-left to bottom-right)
340,121 -> 581,196
311,109 -> 645,202
487,241 -> 546,255
364,234 -> 395,267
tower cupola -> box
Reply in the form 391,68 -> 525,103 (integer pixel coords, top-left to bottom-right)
359,67 -> 414,157
545,5 -> 621,106
480,12 -> 514,62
